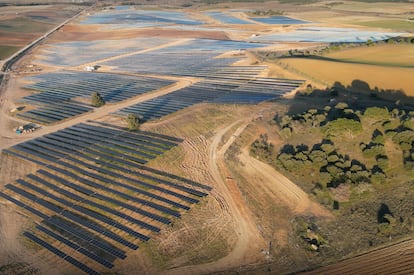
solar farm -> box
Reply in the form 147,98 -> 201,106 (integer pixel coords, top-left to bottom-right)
17,72 -> 175,125
1,121 -> 211,273
1,1 -> 412,274
115,77 -> 304,121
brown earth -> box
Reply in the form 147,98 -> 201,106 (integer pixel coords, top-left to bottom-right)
51,24 -> 229,42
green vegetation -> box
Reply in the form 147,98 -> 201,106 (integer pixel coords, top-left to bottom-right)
0,45 -> 20,59
0,17 -> 52,33
91,92 -> 105,107
356,20 -> 414,31
0,262 -> 39,275
251,9 -> 284,16
251,85 -> 414,260
125,113 -> 141,131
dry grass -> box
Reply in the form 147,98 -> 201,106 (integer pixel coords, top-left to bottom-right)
325,44 -> 414,67
279,58 -> 414,95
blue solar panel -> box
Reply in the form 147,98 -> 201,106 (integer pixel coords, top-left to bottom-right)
23,231 -> 100,275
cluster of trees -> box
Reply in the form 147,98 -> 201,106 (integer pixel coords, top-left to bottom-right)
251,9 -> 284,16
250,134 -> 274,162
260,104 -> 414,189
278,102 -> 362,138
277,140 -> 378,188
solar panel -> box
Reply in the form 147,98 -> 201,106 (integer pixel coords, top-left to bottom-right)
23,231 -> 100,275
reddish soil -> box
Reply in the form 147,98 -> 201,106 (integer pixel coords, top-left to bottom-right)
51,24 -> 229,42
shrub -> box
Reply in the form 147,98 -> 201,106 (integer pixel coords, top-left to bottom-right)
309,150 -> 327,165
376,155 -> 389,171
125,113 -> 141,131
371,172 -> 386,184
91,92 -> 105,107
392,130 -> 414,147
364,107 -> 389,120
322,118 -> 362,137
362,144 -> 385,158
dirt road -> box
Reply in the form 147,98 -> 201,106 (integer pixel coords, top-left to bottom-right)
238,146 -> 332,217
165,120 -> 266,274
0,75 -> 195,150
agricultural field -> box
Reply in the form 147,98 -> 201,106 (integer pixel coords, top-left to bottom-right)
1,0 -> 414,274
276,43 -> 414,96
0,4 -> 85,60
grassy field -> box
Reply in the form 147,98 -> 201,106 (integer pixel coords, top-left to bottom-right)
280,59 -> 414,95
278,44 -> 414,96
0,17 -> 53,33
355,19 -> 414,31
326,44 -> 414,67
0,45 -> 19,59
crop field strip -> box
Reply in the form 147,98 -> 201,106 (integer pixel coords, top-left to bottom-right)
16,72 -> 175,125
0,122 -> 210,274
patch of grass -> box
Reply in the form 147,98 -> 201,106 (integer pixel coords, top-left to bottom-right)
0,45 -> 20,59
355,20 -> 414,31
0,17 -> 52,33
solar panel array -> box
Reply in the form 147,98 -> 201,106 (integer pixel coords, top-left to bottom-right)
103,38 -> 304,119
1,122 -> 211,274
115,76 -> 305,121
103,38 -> 265,76
37,38 -> 171,67
17,72 -> 175,125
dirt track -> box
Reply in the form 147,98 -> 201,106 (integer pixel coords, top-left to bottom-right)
0,75 -> 195,150
238,146 -> 332,218
164,119 -> 266,274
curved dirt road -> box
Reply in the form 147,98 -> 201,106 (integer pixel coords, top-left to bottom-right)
238,146 -> 332,217
165,120 -> 266,274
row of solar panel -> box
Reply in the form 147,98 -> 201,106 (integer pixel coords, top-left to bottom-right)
24,231 -> 100,275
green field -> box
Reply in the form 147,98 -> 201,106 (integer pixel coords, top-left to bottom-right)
0,45 -> 20,59
326,44 -> 414,67
355,20 -> 414,31
0,17 -> 52,33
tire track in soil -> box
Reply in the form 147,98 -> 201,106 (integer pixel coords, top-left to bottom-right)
238,147 -> 332,218
165,120 -> 266,275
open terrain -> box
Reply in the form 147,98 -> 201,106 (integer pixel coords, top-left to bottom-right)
0,0 -> 414,274
275,43 -> 414,96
